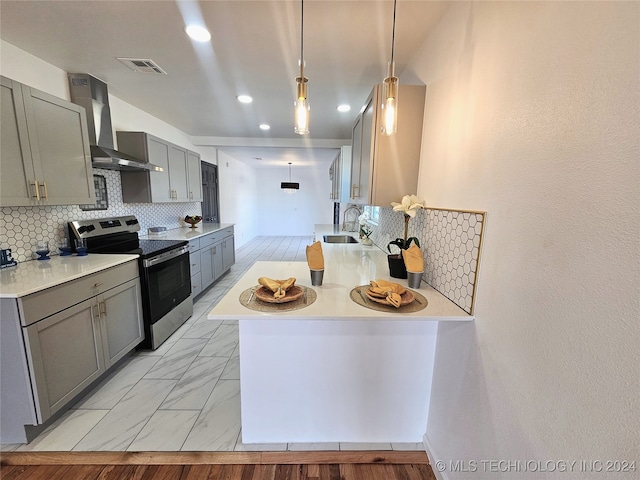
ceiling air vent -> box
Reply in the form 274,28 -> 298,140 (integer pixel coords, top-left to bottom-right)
117,58 -> 167,75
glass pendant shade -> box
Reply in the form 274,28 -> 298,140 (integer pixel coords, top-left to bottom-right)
382,0 -> 398,136
381,63 -> 398,136
294,76 -> 310,135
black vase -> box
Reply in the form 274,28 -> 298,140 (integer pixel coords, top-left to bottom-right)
387,254 -> 408,279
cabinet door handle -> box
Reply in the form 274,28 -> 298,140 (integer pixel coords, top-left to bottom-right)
40,181 -> 48,200
31,180 -> 41,200
99,301 -> 107,316
93,282 -> 103,289
189,191 -> 193,200
212,246 -> 216,255
92,303 -> 100,319
352,184 -> 359,198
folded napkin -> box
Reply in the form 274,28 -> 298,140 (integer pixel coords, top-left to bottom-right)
258,277 -> 296,299
369,279 -> 406,308
402,244 -> 424,272
306,241 -> 324,270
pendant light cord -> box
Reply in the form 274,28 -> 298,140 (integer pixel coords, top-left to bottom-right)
390,0 -> 397,64
300,0 -> 305,77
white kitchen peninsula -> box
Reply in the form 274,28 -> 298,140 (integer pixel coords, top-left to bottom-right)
208,225 -> 472,444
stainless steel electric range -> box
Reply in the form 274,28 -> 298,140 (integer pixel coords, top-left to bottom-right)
69,215 -> 192,350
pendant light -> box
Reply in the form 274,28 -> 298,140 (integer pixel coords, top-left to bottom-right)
281,162 -> 300,194
381,0 -> 398,136
294,0 -> 309,134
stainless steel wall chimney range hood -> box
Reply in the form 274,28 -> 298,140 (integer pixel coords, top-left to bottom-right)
68,73 -> 163,172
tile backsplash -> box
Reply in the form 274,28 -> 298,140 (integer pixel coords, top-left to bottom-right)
0,169 -> 202,263
368,206 -> 485,315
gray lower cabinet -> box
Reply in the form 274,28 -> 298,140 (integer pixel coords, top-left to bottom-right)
200,243 -> 216,289
187,227 -> 235,297
23,276 -> 143,423
221,234 -> 235,273
24,298 -> 105,422
0,75 -> 95,207
189,246 -> 202,298
98,279 -> 145,366
0,261 -> 143,443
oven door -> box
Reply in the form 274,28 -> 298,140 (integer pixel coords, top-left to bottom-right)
142,246 -> 191,325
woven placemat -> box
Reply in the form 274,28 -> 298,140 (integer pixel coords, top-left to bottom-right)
239,285 -> 317,312
350,285 -> 428,313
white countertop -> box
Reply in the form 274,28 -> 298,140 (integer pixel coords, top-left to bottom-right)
208,224 -> 472,321
140,223 -> 235,241
0,254 -> 139,298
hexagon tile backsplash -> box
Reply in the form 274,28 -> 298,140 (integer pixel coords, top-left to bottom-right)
369,206 -> 486,315
0,169 -> 202,263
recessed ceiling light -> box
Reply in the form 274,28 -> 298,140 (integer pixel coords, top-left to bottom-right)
337,104 -> 351,112
259,124 -> 271,130
185,25 -> 211,42
237,95 -> 253,104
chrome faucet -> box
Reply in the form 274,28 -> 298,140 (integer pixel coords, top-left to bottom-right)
342,205 -> 362,232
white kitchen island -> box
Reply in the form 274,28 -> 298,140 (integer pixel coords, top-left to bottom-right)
208,225 -> 472,444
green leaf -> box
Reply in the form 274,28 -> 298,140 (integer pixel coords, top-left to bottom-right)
387,238 -> 405,253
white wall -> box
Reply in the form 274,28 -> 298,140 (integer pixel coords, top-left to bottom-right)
256,165 -> 333,236
406,2 -> 639,478
216,150 -> 259,248
0,40 -> 68,97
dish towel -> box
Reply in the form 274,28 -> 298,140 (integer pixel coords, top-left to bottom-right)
402,244 -> 424,272
369,279 -> 406,308
258,277 -> 296,299
306,241 -> 324,270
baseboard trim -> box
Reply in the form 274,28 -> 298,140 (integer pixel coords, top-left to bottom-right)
423,433 -> 448,480
0,450 -> 430,466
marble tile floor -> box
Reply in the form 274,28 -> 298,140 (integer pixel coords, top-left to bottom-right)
1,236 -> 425,453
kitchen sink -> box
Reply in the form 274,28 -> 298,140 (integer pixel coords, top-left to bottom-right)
323,235 -> 359,244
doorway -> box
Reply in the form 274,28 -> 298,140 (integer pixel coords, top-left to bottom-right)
201,162 -> 220,223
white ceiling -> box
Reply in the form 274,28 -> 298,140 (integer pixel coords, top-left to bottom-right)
0,0 -> 447,168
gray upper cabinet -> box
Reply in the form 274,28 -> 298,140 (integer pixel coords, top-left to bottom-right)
337,146 -> 352,204
329,157 -> 338,200
0,76 -> 95,207
118,131 -> 202,204
147,136 -> 172,202
187,150 -> 203,202
329,146 -> 352,203
350,84 -> 426,207
168,144 -> 189,201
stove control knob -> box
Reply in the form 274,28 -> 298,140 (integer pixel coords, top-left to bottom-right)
86,225 -> 96,232
126,219 -> 139,226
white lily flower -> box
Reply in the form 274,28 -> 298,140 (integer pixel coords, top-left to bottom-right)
391,194 -> 425,218
358,211 -> 370,225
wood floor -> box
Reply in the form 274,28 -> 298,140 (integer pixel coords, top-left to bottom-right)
0,451 -> 436,479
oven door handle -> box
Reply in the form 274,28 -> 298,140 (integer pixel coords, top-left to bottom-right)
142,245 -> 189,268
